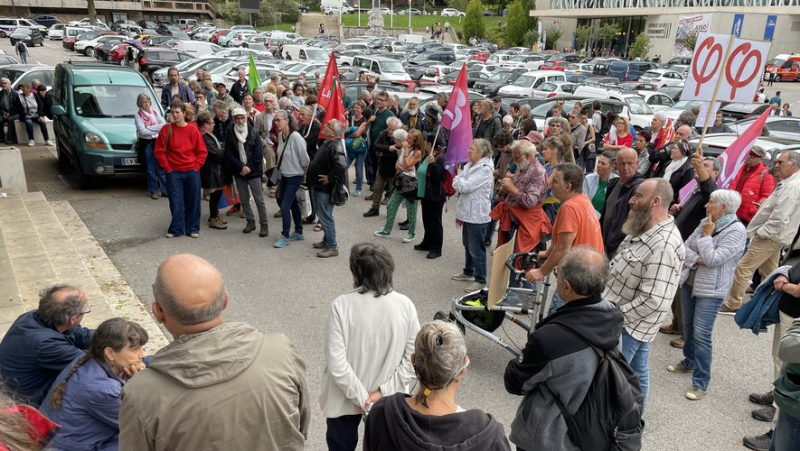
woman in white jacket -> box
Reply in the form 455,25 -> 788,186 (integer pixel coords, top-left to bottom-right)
451,138 -> 495,293
320,243 -> 420,451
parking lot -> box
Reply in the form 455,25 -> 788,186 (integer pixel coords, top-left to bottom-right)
0,32 -> 797,451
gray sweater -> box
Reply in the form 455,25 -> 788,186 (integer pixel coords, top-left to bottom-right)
277,131 -> 310,178
681,218 -> 747,299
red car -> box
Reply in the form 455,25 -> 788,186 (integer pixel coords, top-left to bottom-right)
468,50 -> 490,63
540,60 -> 568,71
210,29 -> 230,45
107,43 -> 129,64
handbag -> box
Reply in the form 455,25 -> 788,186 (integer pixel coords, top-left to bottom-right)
394,173 -> 417,194
269,132 -> 290,187
296,185 -> 313,218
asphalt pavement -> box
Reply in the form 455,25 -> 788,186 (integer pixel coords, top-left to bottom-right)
4,36 -> 794,451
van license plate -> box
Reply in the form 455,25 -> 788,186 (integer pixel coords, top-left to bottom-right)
122,158 -> 139,166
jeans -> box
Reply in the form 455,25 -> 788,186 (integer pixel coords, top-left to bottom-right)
0,113 -> 18,143
462,222 -> 488,284
235,177 -> 267,225
346,151 -> 366,190
326,415 -> 361,451
314,190 -> 337,250
279,175 -> 303,237
142,139 -> 166,196
681,283 -> 724,390
770,410 -> 800,451
620,329 -> 651,414
165,170 -> 201,235
19,54 -> 27,64
21,115 -> 49,141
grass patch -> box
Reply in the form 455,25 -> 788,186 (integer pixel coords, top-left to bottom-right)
341,14 -> 505,32
258,22 -> 297,33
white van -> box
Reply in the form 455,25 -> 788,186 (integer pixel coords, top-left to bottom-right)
398,34 -> 424,44
177,18 -> 198,29
64,26 -> 92,41
498,70 -> 566,97
0,17 -> 48,37
351,56 -> 411,82
175,40 -> 222,57
283,45 -> 328,63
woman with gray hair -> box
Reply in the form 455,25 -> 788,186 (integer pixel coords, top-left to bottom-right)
364,321 -> 510,450
452,138 -> 494,293
667,189 -> 746,401
320,243 -> 420,451
135,93 -> 167,199
274,110 -> 310,248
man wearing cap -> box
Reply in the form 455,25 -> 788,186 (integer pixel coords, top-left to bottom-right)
225,108 -> 269,237
493,98 -> 507,118
215,82 -> 238,111
422,104 -> 448,146
729,145 -> 775,226
160,66 -> 195,110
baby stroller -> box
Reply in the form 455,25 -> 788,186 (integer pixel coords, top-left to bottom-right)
434,251 -> 552,357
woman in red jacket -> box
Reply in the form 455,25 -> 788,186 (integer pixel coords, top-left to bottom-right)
729,146 -> 775,225
154,100 -> 208,238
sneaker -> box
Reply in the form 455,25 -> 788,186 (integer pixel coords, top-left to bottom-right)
402,233 -> 415,243
719,304 -> 739,315
28,140 -> 35,147
363,209 -> 379,217
243,221 -> 256,233
165,233 -> 175,238
274,237 -> 290,248
670,337 -> 684,349
189,233 -> 200,239
208,217 -> 227,230
685,386 -> 707,400
45,140 -> 54,146
752,406 -> 776,422
667,361 -> 693,373
354,189 -> 362,197
743,430 -> 773,451
289,233 -> 304,241
381,196 -> 390,205
259,223 -> 269,237
312,240 -> 327,249
749,391 -> 774,406
317,247 -> 339,258
464,281 -> 486,293
452,273 -> 475,282
374,230 -> 391,238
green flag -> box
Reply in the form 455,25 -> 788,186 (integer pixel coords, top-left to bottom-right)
248,54 -> 261,94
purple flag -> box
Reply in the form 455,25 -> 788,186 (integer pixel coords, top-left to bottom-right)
441,63 -> 472,169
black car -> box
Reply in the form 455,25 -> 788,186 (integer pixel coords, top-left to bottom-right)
466,71 -> 489,88
138,20 -> 158,29
473,71 -> 522,96
29,15 -> 60,28
408,50 -> 456,65
133,47 -> 192,79
10,28 -> 44,47
719,103 -> 772,123
296,2 -> 309,12
659,86 -> 683,102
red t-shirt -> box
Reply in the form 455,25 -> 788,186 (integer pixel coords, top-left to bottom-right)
553,193 -> 605,254
604,131 -> 633,148
253,102 -> 266,113
154,122 -> 207,172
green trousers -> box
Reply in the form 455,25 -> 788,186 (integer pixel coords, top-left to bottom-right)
381,190 -> 418,236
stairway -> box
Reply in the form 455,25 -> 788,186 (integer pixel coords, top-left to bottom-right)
0,189 -> 168,348
297,12 -> 341,39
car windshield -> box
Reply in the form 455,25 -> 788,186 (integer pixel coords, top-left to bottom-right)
73,85 -> 147,118
626,97 -> 652,115
0,69 -> 24,83
643,71 -> 661,78
673,100 -> 703,109
306,49 -> 327,60
208,62 -> 236,75
513,75 -> 534,87
488,72 -> 509,82
12,28 -> 32,36
539,82 -> 556,92
381,61 -> 406,73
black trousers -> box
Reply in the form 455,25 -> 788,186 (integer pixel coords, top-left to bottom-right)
326,415 -> 361,451
420,199 -> 445,251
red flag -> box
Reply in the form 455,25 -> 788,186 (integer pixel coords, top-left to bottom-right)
441,63 -> 472,168
653,118 -> 676,150
319,79 -> 346,139
318,53 -> 340,111
679,107 -> 771,203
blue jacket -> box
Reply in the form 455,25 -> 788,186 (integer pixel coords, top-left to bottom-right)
0,311 -> 92,405
40,357 -> 124,451
735,267 -> 789,335
160,82 -> 196,111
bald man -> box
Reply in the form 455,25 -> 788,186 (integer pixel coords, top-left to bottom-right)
599,147 -> 645,258
0,284 -> 93,405
120,254 -> 309,451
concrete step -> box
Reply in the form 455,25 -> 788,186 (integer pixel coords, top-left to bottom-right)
298,12 -> 341,38
0,189 -> 168,349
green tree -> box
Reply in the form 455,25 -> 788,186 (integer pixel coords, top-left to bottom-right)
505,0 -> 527,47
630,33 -> 651,59
544,26 -> 562,50
597,22 -> 621,49
683,32 -> 698,51
575,24 -> 592,51
462,0 -> 485,42
523,28 -> 538,49
526,0 -> 537,32
447,0 -> 470,12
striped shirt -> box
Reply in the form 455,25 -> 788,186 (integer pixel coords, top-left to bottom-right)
603,216 -> 685,343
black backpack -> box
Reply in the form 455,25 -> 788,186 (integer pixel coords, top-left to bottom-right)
546,324 -> 645,451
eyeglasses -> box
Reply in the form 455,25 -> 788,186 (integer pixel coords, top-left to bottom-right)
553,266 -> 560,278
78,309 -> 91,316
748,153 -> 762,158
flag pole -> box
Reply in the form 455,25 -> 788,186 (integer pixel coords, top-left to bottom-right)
305,104 -> 318,138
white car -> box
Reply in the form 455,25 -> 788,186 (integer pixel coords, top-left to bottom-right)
506,54 -> 546,70
639,69 -> 684,89
49,24 -> 65,40
564,63 -> 594,76
74,35 -> 125,57
639,91 -> 675,112
421,64 -> 457,83
532,81 -> 577,99
441,8 -> 465,16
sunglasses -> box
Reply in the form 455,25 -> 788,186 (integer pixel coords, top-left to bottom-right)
748,152 -> 762,158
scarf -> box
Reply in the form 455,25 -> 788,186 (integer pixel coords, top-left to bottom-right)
714,213 -> 737,231
234,123 -> 248,164
662,156 -> 687,182
138,108 -> 159,128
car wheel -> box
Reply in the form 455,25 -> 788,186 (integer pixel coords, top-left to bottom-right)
72,152 -> 97,190
775,75 -> 782,82
0,32 -> 5,38
85,47 -> 94,57
56,138 -> 70,168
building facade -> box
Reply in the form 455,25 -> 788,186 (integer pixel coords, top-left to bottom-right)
0,0 -> 217,25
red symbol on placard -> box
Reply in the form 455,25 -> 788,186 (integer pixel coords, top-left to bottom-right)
692,36 -> 724,96
725,43 -> 762,99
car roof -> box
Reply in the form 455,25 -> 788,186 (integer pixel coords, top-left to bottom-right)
67,66 -> 147,85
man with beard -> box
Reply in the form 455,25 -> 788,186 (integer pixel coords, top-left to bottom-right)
160,66 -> 195,110
603,178 -> 686,412
224,108 -> 269,237
399,97 -> 424,132
600,147 -> 645,258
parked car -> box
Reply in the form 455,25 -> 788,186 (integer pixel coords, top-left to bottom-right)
75,35 -> 125,57
62,26 -> 92,50
472,71 -> 522,96
174,40 -> 222,57
732,117 -> 800,141
689,134 -> 800,162
397,8 -> 422,15
608,60 -> 659,82
48,23 -> 66,40
0,55 -> 19,66
441,8 -> 465,16
719,102 -> 774,123
10,27 -> 44,47
0,64 -> 55,92
638,68 -> 685,89
532,81 -> 577,99
540,60 -> 568,71
564,63 -> 594,76
210,29 -> 231,44
640,91 -> 675,111
659,86 -> 684,102
507,54 -> 546,70
103,42 -> 129,64
498,70 -> 566,97
29,15 -> 60,28
52,62 -> 162,188
0,17 -> 48,37
132,47 -> 192,80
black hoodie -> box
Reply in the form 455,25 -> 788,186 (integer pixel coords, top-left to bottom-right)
364,393 -> 511,451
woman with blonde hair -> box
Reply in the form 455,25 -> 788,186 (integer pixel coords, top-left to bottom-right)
374,129 -> 424,243
364,321 -> 510,450
603,115 -> 633,151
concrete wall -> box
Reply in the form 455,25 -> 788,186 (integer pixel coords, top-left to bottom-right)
537,17 -> 579,51
341,26 -> 416,38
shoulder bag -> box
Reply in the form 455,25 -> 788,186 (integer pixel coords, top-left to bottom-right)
270,133 -> 290,201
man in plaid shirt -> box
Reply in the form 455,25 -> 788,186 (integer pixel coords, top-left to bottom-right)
603,178 -> 686,412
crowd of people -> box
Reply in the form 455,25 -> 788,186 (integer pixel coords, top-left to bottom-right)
0,77 -> 55,147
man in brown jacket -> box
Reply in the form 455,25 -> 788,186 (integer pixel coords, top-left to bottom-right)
119,254 -> 309,450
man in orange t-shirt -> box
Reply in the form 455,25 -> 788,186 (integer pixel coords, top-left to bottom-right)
526,163 -> 604,314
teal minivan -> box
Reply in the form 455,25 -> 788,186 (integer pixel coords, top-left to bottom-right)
52,61 -> 163,188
